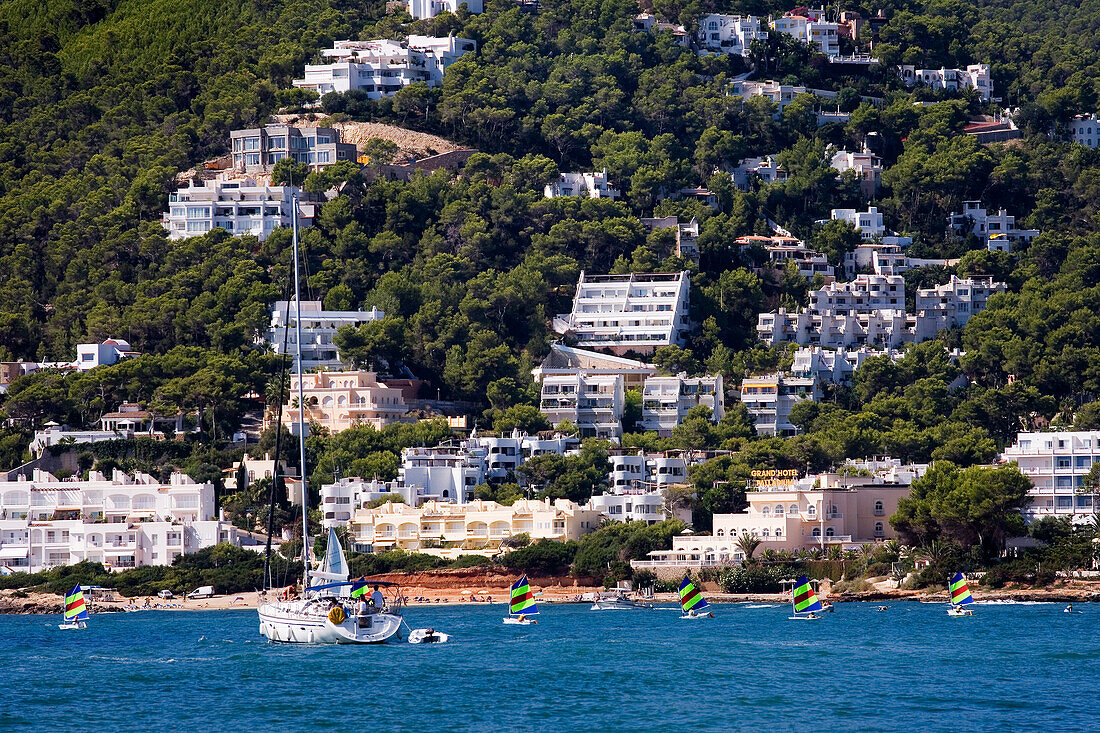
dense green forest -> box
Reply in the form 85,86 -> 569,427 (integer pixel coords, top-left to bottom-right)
4,0 -> 1100,546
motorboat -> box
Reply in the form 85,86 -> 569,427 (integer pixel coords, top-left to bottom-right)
590,590 -> 652,611
408,628 -> 450,644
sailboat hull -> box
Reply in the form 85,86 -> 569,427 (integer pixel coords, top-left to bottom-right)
679,611 -> 714,619
502,617 -> 537,625
259,601 -> 402,644
58,621 -> 87,630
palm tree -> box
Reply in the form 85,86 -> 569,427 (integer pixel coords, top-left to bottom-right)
760,548 -> 779,565
735,532 -> 762,563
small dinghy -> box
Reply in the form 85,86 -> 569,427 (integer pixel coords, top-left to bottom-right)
408,628 -> 450,644
504,575 -> 539,625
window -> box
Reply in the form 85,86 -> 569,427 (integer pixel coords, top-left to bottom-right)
812,528 -> 821,537
825,527 -> 835,537
874,500 -> 884,516
874,522 -> 884,537
1056,496 -> 1073,508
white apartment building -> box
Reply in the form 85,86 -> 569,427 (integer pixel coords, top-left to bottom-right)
739,373 -> 820,437
830,148 -> 882,197
552,271 -> 692,355
737,236 -> 834,279
757,274 -> 908,348
398,444 -> 485,506
1070,114 -> 1100,148
539,373 -> 625,439
915,276 -> 1004,334
829,206 -> 886,239
265,300 -> 385,370
757,275 -> 1001,348
730,156 -> 788,190
696,14 -> 767,56
606,451 -> 689,492
277,370 -> 409,436
408,0 -> 482,19
634,472 -> 913,570
1001,431 -> 1100,523
229,125 -> 356,174
947,200 -> 1040,252
771,14 -> 840,58
730,80 -> 815,113
76,339 -> 140,371
319,478 -> 403,528
640,375 -> 725,436
790,346 -> 893,384
544,170 -> 620,199
349,498 -> 602,557
0,469 -> 244,573
163,179 -> 316,241
532,344 -> 657,392
898,64 -> 991,101
640,216 -> 700,262
633,13 -> 689,45
293,36 -> 476,98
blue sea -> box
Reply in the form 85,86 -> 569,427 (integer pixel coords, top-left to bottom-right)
1,601 -> 1094,732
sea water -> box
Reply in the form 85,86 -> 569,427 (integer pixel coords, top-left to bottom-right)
1,601 -> 1095,732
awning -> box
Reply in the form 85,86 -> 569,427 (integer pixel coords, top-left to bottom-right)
0,547 -> 29,560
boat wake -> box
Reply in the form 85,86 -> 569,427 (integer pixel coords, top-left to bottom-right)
743,604 -> 777,609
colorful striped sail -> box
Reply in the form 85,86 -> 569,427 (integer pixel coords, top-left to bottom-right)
509,575 -> 538,615
948,572 -> 974,606
678,576 -> 710,614
64,585 -> 89,621
792,575 -> 823,614
350,580 -> 368,598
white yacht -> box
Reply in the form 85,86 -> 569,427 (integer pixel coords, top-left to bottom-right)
256,195 -> 402,645
590,587 -> 652,611
258,528 -> 403,644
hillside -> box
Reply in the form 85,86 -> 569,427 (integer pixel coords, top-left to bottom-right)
2,0 -> 1100,512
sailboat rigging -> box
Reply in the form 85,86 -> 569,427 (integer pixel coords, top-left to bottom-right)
256,193 -> 402,644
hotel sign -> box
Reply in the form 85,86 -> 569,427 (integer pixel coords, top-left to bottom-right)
750,468 -> 800,488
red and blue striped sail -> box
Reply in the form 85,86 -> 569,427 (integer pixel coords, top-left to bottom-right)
948,573 -> 974,607
792,575 -> 823,614
64,585 -> 89,621
678,576 -> 710,613
509,575 -> 538,615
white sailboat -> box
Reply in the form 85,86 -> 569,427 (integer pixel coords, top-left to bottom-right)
257,194 -> 402,644
59,585 -> 89,630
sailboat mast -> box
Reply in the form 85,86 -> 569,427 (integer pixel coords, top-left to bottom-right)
291,192 -> 310,587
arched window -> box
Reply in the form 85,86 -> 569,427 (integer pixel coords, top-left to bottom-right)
322,396 -> 334,407
338,395 -> 347,406
775,528 -> 783,538
716,528 -> 724,537
774,504 -> 784,516
789,504 -> 798,515
762,506 -> 771,517
812,528 -> 821,537
825,527 -> 835,537
807,505 -> 816,518
874,521 -> 884,536
874,500 -> 884,515
762,528 -> 769,538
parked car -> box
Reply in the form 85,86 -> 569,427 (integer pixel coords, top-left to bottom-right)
157,590 -> 174,599
187,585 -> 215,599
